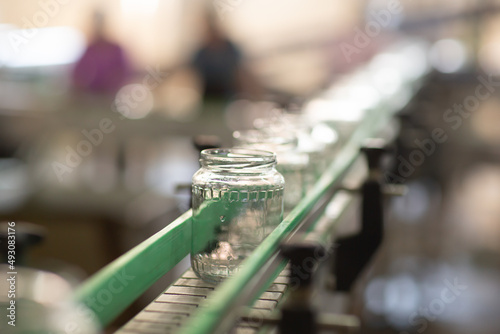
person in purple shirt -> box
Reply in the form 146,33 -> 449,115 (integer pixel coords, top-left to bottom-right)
72,11 -> 131,97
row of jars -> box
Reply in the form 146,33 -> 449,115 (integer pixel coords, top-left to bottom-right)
191,111 -> 340,283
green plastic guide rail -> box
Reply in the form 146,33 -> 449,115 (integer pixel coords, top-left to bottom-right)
73,210 -> 192,326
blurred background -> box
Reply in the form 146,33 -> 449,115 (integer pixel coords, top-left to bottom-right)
1,0 -> 500,333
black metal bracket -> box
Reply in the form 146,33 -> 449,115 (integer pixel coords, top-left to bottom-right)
265,236 -> 360,334
278,238 -> 325,334
333,139 -> 387,292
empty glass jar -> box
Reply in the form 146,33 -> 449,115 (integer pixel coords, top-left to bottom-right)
254,113 -> 330,191
233,129 -> 309,211
191,148 -> 285,283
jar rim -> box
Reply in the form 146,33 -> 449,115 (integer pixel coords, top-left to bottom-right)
200,148 -> 276,168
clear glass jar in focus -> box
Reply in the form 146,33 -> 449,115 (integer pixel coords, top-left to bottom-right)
191,148 -> 285,283
233,129 -> 308,211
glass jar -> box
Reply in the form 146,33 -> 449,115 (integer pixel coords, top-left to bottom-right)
233,129 -> 309,211
254,114 -> 330,191
191,148 -> 285,283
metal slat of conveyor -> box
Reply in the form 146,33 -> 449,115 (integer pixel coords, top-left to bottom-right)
116,268 -> 290,334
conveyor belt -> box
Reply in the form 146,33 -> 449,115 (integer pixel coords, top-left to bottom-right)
74,41 -> 428,334
117,268 -> 290,334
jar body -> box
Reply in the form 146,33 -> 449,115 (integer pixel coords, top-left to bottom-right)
254,114 -> 336,191
191,149 -> 284,283
274,151 -> 308,210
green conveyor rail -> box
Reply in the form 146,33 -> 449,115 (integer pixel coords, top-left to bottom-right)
72,103 -> 394,330
73,210 -> 193,326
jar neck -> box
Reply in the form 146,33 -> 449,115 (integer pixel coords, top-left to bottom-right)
200,148 -> 276,173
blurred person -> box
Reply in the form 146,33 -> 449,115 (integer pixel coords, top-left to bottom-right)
72,10 -> 132,99
190,14 -> 261,101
